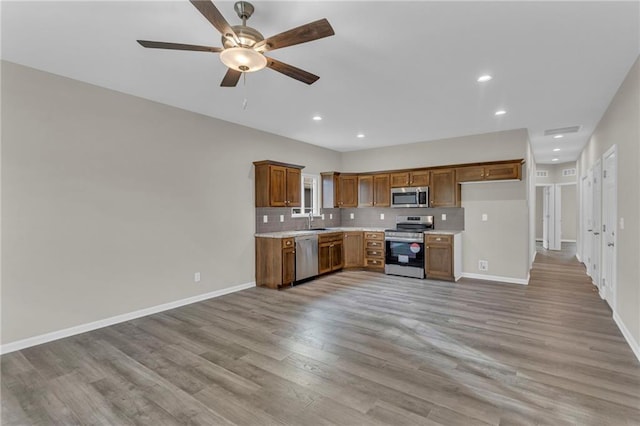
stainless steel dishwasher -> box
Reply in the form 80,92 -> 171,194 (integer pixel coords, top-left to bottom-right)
295,234 -> 318,282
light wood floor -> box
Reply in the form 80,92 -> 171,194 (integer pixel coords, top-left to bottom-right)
3,245 -> 640,425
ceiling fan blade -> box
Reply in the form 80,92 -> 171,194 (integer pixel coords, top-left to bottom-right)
266,58 -> 319,85
137,40 -> 222,53
255,18 -> 334,52
189,0 -> 238,42
221,68 -> 242,87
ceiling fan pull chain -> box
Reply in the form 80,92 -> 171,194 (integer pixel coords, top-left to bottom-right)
242,73 -> 248,110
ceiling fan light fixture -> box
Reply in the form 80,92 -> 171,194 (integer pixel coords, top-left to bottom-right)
220,47 -> 267,72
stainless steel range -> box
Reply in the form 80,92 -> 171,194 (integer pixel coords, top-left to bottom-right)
385,215 -> 434,279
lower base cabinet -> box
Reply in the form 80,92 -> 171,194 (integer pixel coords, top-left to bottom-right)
255,237 -> 296,289
319,232 -> 344,274
364,232 -> 385,270
425,233 -> 461,281
343,231 -> 364,268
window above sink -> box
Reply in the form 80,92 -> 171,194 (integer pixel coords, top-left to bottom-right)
292,174 -> 321,218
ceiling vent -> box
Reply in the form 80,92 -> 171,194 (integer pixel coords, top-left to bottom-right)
562,168 -> 577,177
544,126 -> 581,136
536,170 -> 548,177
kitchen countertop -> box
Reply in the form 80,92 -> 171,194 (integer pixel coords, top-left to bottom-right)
255,227 -> 463,238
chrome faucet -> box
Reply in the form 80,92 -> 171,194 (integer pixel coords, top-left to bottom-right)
307,211 -> 313,229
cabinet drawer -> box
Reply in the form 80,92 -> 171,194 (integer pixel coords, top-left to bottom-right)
281,238 -> 295,248
365,240 -> 384,249
318,232 -> 343,244
365,258 -> 384,268
425,234 -> 452,244
364,232 -> 384,240
365,248 -> 384,258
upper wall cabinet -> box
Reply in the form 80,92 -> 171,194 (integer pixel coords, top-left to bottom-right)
358,174 -> 390,207
430,168 -> 460,207
254,160 -> 304,207
390,169 -> 430,187
321,172 -> 358,208
456,161 -> 522,183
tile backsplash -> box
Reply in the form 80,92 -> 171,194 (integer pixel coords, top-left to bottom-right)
255,208 -> 341,233
340,207 -> 464,231
256,207 -> 464,233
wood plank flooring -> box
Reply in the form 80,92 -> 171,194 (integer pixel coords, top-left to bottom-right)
3,244 -> 640,425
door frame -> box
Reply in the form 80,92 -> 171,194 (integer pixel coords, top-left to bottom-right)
602,145 -> 617,308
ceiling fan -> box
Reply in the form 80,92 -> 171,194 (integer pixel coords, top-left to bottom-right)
137,0 -> 334,87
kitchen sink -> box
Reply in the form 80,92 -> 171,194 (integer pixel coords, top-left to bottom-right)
309,228 -> 328,231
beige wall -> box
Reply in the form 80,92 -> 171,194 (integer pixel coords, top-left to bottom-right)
536,162 -> 577,185
577,56 -> 640,349
342,129 -> 531,281
1,61 -> 341,344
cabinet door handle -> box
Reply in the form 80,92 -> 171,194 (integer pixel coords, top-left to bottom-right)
486,171 -> 490,177
608,242 -> 614,247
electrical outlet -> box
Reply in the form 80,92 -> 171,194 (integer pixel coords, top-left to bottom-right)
350,213 -> 355,220
329,214 -> 333,220
441,213 -> 447,221
321,214 -> 325,220
380,213 -> 385,220
478,260 -> 489,271
263,215 -> 268,223
194,272 -> 201,283
280,215 -> 284,222
482,213 -> 488,222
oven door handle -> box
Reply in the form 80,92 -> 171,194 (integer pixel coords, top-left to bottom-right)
385,237 -> 424,243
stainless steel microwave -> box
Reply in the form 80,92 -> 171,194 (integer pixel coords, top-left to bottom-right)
390,187 -> 429,208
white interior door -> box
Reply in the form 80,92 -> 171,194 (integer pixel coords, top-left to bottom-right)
592,161 -> 602,289
602,147 -> 617,308
542,186 -> 549,249
582,172 -> 593,276
552,184 -> 562,251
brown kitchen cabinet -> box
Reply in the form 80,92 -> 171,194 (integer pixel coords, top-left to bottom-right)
390,169 -> 430,187
321,172 -> 358,208
456,161 -> 522,183
255,237 -> 296,289
358,174 -> 390,207
318,232 -> 344,274
425,233 -> 461,281
254,160 -> 304,207
430,168 -> 460,207
343,231 -> 364,268
364,232 -> 385,270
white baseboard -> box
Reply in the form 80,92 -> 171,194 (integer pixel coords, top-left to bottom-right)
461,272 -> 529,285
613,311 -> 640,363
561,239 -> 577,243
0,281 -> 256,355
576,253 -> 582,262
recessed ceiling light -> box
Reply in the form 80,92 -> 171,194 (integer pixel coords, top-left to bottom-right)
553,148 -> 561,152
495,110 -> 506,116
552,158 -> 559,162
356,133 -> 365,138
477,75 -> 493,82
553,134 -> 563,139
312,115 -> 322,121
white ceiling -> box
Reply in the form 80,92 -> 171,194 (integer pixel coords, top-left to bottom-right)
2,1 -> 639,164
